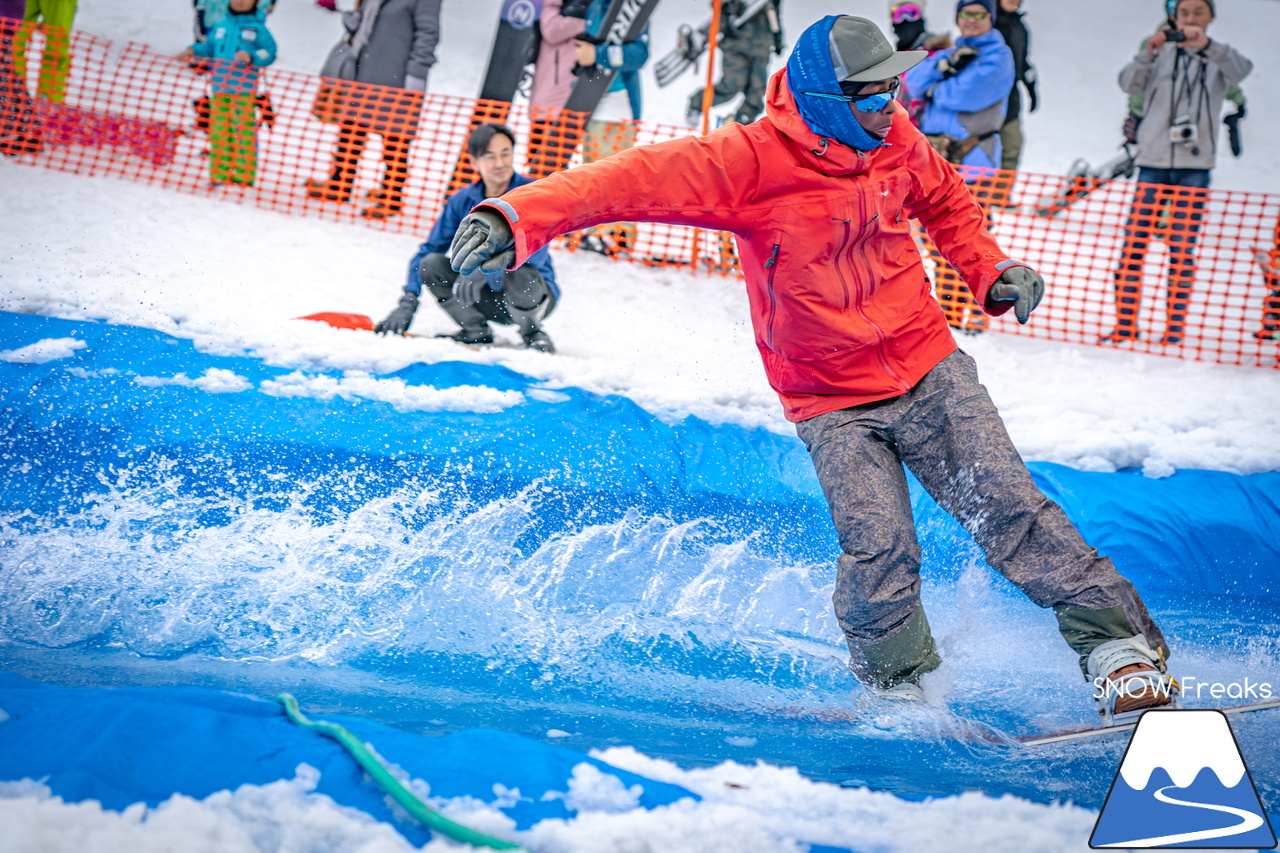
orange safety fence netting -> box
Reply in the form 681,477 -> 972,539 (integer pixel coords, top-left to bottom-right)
3,21 -> 1279,368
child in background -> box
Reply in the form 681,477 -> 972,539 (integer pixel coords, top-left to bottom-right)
179,0 -> 276,186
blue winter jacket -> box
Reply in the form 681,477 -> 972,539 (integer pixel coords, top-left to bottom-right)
902,28 -> 1013,169
405,173 -> 559,297
191,12 -> 277,95
583,0 -> 649,120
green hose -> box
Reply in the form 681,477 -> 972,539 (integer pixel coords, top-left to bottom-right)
276,694 -> 523,851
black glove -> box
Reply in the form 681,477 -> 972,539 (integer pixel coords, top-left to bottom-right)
375,291 -> 419,335
937,45 -> 979,78
1024,66 -> 1038,113
1224,103 -> 1245,158
450,208 -> 516,276
1122,111 -> 1142,145
985,265 -> 1044,325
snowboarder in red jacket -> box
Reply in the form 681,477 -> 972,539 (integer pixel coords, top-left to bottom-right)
448,15 -> 1176,724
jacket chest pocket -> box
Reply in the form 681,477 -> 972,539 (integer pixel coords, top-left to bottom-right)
865,173 -> 913,231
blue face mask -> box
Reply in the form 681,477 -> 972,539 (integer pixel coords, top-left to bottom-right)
785,16 -> 887,152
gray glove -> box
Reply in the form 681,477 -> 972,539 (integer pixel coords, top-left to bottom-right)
937,45 -> 979,78
375,291 -> 419,335
450,209 -> 515,276
985,265 -> 1045,325
452,273 -> 486,306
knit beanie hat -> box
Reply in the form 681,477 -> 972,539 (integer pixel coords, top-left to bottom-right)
955,0 -> 995,18
1174,0 -> 1215,16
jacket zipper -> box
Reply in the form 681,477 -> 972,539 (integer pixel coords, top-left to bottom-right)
847,189 -> 908,392
764,243 -> 780,350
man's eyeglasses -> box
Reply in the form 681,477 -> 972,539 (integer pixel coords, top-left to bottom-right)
957,9 -> 989,20
891,3 -> 923,23
802,80 -> 900,114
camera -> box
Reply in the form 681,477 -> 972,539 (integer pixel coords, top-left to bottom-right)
1170,115 -> 1198,145
1163,27 -> 1186,42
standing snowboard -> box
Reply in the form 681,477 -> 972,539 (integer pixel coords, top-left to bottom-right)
446,0 -> 545,195
525,0 -> 662,178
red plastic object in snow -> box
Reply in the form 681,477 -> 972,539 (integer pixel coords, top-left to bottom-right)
296,312 -> 375,331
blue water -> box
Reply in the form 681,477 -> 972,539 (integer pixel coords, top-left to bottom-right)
2,310 -> 1279,815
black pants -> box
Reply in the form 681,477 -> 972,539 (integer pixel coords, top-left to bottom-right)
420,252 -> 555,333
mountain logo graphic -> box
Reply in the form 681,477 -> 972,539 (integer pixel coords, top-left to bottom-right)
1091,710 -> 1277,848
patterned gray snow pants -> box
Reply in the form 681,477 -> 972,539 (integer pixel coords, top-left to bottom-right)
794,350 -> 1168,689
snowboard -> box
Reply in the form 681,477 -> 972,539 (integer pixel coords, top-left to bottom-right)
1018,696 -> 1280,747
563,0 -> 663,114
295,312 -> 533,350
524,0 -> 662,179
653,0 -> 775,88
447,0 -> 546,195
1031,145 -> 1135,218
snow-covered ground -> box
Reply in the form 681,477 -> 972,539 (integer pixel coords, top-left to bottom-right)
2,2 -> 1280,852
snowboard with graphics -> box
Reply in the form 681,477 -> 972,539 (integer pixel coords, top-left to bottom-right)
524,0 -> 661,179
563,0 -> 662,114
446,0 -> 545,194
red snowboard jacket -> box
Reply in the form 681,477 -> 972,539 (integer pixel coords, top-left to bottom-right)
478,69 -> 1024,422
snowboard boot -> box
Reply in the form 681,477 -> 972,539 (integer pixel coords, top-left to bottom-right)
1087,635 -> 1178,725
507,302 -> 555,354
857,607 -> 941,704
868,680 -> 927,703
436,326 -> 494,345
434,291 -> 493,345
305,177 -> 352,203
1099,322 -> 1140,344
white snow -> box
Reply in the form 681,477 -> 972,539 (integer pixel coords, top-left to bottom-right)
3,1 -> 1280,852
0,759 -> 1108,853
0,336 -> 86,363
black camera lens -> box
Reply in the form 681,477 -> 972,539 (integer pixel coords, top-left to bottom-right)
1164,27 -> 1187,42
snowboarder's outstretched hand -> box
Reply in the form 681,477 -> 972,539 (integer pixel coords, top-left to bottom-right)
986,266 -> 1044,325
375,291 -> 419,335
451,209 -> 515,276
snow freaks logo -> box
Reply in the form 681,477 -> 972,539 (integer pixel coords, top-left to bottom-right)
1090,711 -> 1277,848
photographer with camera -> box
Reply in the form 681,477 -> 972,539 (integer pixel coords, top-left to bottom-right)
1104,0 -> 1252,346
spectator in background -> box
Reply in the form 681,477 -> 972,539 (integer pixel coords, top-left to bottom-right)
903,0 -> 1012,171
307,0 -> 440,220
1122,0 -> 1244,151
992,0 -> 1034,173
0,0 -> 42,156
903,0 -> 1012,333
570,0 -> 648,257
529,0 -> 589,111
193,0 -> 276,44
889,1 -> 952,128
17,0 -> 75,102
178,0 -> 276,187
375,123 -> 559,352
684,0 -> 783,128
523,0 -> 588,175
1105,0 -> 1251,346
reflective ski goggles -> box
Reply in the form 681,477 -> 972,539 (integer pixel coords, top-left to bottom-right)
891,3 -> 924,23
957,9 -> 990,19
802,80 -> 900,113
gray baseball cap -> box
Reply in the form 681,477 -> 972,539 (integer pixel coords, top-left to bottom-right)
829,15 -> 927,83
